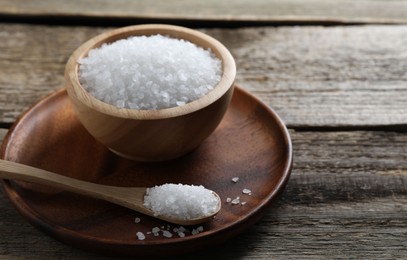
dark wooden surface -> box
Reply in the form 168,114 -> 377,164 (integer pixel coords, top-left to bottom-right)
0,1 -> 407,259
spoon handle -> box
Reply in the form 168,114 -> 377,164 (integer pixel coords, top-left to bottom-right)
0,159 -> 105,194
0,159 -> 146,212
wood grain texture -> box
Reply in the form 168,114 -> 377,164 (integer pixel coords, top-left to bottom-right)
0,129 -> 406,258
1,0 -> 407,24
0,24 -> 406,127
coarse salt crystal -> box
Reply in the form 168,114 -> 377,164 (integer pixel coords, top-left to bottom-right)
162,230 -> 173,238
226,197 -> 232,203
178,226 -> 187,233
134,217 -> 141,223
231,177 -> 239,183
191,226 -> 204,235
152,227 -> 160,234
231,197 -> 240,205
136,232 -> 145,240
242,188 -> 252,195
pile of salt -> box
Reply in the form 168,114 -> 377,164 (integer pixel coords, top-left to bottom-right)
143,183 -> 219,220
78,35 -> 222,110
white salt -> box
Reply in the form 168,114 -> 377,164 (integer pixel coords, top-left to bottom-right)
143,183 -> 219,220
231,177 -> 239,183
162,230 -> 173,238
242,188 -> 252,195
191,226 -> 204,235
78,35 -> 222,110
136,232 -> 145,240
178,226 -> 187,233
134,217 -> 141,223
231,197 -> 240,205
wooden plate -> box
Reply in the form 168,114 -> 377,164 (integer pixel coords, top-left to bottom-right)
0,86 -> 292,256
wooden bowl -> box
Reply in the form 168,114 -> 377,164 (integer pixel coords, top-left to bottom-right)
64,24 -> 236,161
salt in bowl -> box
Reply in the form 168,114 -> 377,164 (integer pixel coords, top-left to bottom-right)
64,24 -> 236,161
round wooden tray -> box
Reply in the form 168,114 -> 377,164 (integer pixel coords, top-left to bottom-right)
0,86 -> 292,256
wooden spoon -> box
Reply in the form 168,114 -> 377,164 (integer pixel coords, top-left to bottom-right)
0,160 -> 221,226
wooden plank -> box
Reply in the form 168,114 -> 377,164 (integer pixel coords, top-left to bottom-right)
207,26 -> 407,128
0,24 -> 406,127
0,130 -> 406,258
1,0 -> 407,24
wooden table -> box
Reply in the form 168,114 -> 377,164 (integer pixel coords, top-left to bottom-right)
1,1 -> 406,258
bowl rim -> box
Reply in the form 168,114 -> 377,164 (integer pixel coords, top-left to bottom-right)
65,24 -> 236,120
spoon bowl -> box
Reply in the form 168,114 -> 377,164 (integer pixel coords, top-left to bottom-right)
0,160 -> 220,225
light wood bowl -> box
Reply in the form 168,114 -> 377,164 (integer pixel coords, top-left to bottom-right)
65,24 -> 236,161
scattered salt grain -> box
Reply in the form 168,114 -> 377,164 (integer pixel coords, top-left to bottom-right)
143,183 -> 219,220
136,232 -> 145,240
178,226 -> 187,233
191,226 -> 204,235
78,35 -> 222,110
134,217 -> 141,223
226,197 -> 232,203
231,197 -> 240,205
162,230 -> 173,238
242,188 -> 252,195
231,177 -> 239,183
134,224 -> 205,240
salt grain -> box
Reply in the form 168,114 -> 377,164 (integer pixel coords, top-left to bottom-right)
178,226 -> 187,233
136,232 -> 145,240
162,230 -> 173,238
134,217 -> 141,223
143,183 -> 219,220
231,177 -> 239,183
79,35 -> 222,110
231,197 -> 240,205
191,226 -> 204,235
152,227 -> 160,233
242,188 -> 252,195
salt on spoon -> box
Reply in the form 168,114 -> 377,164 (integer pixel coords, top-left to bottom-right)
144,183 -> 220,221
0,160 -> 221,225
